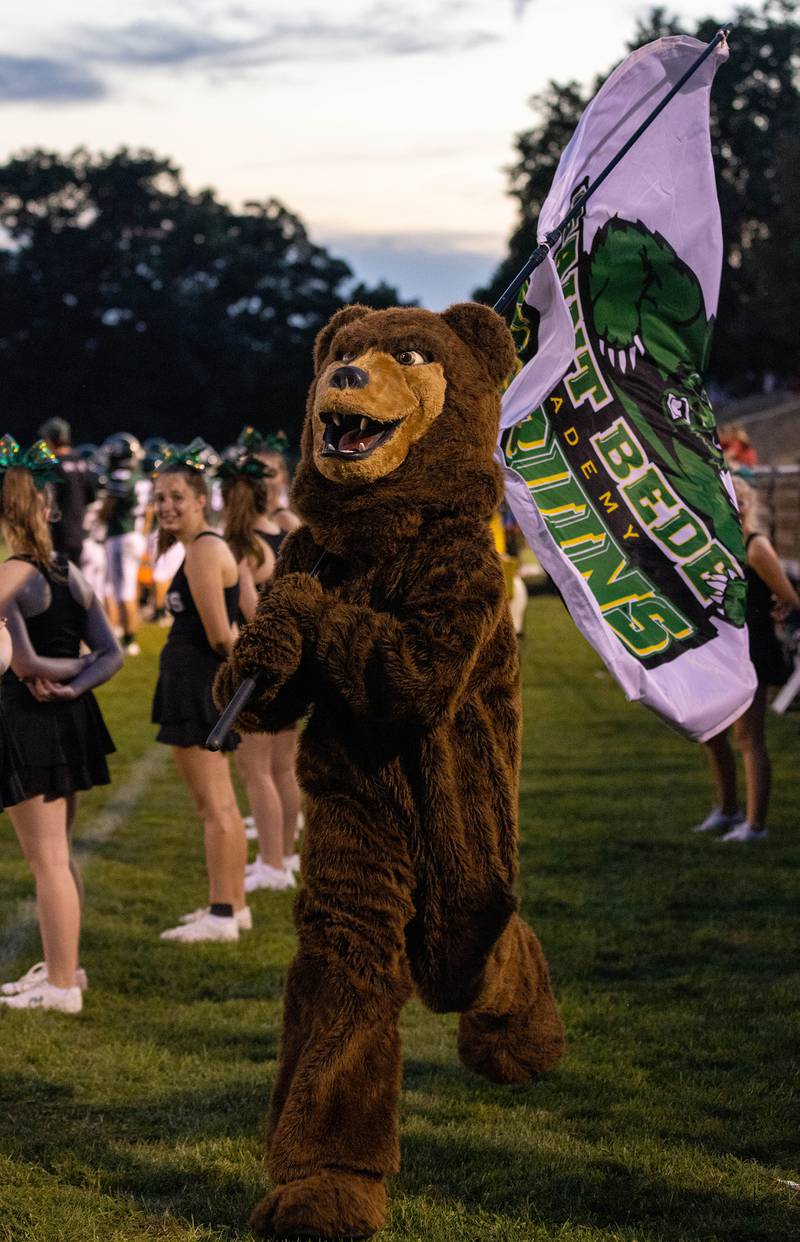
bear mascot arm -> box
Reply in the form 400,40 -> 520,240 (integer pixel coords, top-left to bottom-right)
218,519 -> 507,732
213,524 -> 322,733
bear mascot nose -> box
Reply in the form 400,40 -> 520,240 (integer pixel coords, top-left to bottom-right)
329,365 -> 369,390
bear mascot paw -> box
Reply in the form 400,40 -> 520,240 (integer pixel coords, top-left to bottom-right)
215,301 -> 566,1238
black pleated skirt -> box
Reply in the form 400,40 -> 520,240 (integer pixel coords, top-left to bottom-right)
0,704 -> 25,810
152,639 -> 239,751
0,677 -> 115,804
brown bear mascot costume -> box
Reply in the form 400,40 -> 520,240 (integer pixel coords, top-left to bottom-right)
214,301 -> 565,1239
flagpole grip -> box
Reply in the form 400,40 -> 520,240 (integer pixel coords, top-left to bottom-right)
206,677 -> 258,751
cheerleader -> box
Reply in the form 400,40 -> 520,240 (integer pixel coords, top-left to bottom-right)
0,437 -> 122,1015
219,453 -> 294,891
236,427 -> 303,868
151,443 -> 249,942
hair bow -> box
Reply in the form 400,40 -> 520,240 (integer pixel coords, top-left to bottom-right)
152,436 -> 208,475
216,453 -> 276,482
0,434 -> 61,488
236,425 -> 289,454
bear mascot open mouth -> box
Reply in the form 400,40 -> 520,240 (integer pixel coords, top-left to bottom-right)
312,331 -> 448,480
215,302 -> 565,1240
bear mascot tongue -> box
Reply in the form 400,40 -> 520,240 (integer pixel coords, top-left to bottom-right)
214,301 -> 565,1242
291,302 -> 514,559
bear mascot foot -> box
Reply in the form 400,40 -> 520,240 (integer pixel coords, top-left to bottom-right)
249,1170 -> 388,1239
457,921 -> 566,1086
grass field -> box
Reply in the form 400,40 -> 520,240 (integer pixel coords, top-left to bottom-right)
1,596 -> 798,1242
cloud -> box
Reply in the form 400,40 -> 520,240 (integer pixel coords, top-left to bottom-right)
0,3 -> 500,106
0,55 -> 107,103
73,10 -> 499,72
77,21 -> 259,69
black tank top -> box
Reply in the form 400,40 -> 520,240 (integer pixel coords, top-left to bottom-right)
165,532 -> 239,651
6,554 -> 83,657
2,555 -> 85,686
745,533 -> 775,633
255,527 -> 286,559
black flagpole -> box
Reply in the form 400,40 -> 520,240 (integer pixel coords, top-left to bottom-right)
492,26 -> 731,317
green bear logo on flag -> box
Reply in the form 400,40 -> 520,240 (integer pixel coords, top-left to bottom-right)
503,207 -> 747,667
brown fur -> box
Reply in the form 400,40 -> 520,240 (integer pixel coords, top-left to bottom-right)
215,302 -> 565,1238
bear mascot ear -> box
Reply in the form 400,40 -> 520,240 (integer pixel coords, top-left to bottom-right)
313,304 -> 372,374
440,302 -> 517,387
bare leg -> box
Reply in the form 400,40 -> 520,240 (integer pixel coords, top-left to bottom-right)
8,796 -> 80,989
272,728 -> 301,856
733,683 -> 771,829
105,595 -> 120,628
235,734 -> 283,870
703,729 -> 739,815
172,747 -> 247,910
120,598 -> 139,639
65,793 -> 84,909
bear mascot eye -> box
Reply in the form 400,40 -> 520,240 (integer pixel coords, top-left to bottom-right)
395,350 -> 428,366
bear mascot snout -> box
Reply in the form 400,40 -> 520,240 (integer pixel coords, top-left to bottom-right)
215,302 -> 565,1239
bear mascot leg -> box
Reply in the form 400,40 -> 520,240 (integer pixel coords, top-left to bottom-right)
215,302 -> 565,1238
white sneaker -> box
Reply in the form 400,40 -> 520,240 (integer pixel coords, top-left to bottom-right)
124,641 -> 141,657
243,815 -> 258,841
177,906 -> 253,931
160,912 -> 239,942
719,822 -> 768,843
244,860 -> 296,892
0,980 -> 82,1013
692,807 -> 744,833
283,853 -> 300,875
1,961 -> 88,995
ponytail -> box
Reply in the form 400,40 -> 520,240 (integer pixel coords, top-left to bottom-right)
222,476 -> 269,569
0,467 -> 54,569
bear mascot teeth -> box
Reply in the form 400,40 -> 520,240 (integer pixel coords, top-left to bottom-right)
214,302 -> 565,1239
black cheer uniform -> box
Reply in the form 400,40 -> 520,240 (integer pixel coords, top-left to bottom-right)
255,526 -> 287,561
151,532 -> 240,750
0,708 -> 25,811
0,555 -> 115,804
745,533 -> 788,686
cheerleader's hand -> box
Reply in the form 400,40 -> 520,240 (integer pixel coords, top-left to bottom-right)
25,677 -> 52,702
25,677 -> 76,702
41,679 -> 77,701
213,574 -> 322,725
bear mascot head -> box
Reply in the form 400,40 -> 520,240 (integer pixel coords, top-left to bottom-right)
291,302 -> 517,556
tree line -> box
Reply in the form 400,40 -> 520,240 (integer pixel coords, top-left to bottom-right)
0,2 -> 796,448
477,0 -> 800,392
0,150 -> 409,447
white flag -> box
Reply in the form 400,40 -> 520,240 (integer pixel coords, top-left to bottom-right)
499,35 -> 756,742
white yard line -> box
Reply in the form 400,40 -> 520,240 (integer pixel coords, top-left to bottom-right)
0,745 -> 169,973
76,744 -> 168,846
